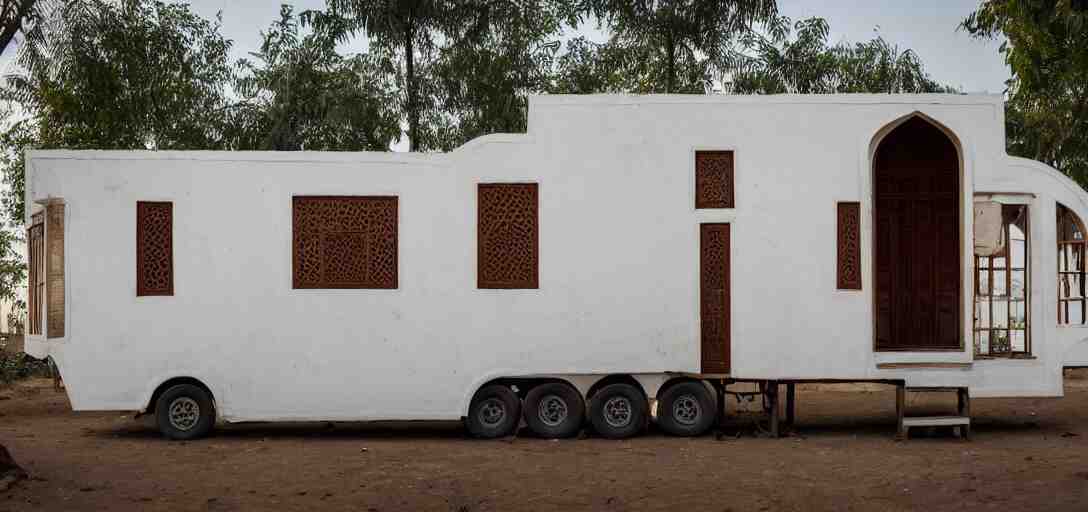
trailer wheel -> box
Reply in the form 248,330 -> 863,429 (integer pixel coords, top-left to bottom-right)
155,384 -> 215,440
588,383 -> 647,439
523,382 -> 585,438
656,381 -> 716,437
465,384 -> 521,439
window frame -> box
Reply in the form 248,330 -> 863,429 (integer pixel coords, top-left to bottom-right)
1057,202 -> 1086,325
26,211 -> 44,336
973,204 -> 1030,357
136,201 -> 175,297
477,183 -> 539,289
291,195 -> 399,290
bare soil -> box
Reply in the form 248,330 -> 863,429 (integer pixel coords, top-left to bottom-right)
3,373 -> 1088,511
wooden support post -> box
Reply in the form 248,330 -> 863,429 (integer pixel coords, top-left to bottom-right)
896,383 -> 906,440
769,381 -> 780,438
785,383 -> 796,428
958,387 -> 971,440
715,380 -> 727,427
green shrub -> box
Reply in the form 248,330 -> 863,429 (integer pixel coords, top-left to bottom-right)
0,352 -> 50,383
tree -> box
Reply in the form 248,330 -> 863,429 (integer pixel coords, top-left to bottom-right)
427,0 -> 563,150
548,37 -> 629,94
318,0 -> 459,151
964,1 -> 1088,186
231,5 -> 401,151
729,16 -> 954,94
574,0 -> 779,93
3,0 -> 234,150
0,0 -> 46,56
0,0 -> 235,243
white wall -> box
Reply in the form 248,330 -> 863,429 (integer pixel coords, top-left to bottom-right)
22,94 -> 1088,422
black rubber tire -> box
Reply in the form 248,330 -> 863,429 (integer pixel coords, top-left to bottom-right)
523,382 -> 585,438
465,384 -> 521,439
656,381 -> 717,437
588,383 -> 647,439
155,384 -> 215,440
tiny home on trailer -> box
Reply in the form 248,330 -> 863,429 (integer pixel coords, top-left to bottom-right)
22,94 -> 1088,440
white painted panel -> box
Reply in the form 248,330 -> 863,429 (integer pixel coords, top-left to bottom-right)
22,94 -> 1085,422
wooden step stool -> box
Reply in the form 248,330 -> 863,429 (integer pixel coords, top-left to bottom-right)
895,385 -> 970,440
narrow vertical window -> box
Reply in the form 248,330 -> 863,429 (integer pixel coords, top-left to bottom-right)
46,203 -> 65,337
478,183 -> 538,289
26,212 -> 44,335
137,201 -> 174,296
974,204 -> 1029,356
292,196 -> 398,289
695,151 -> 734,209
1057,202 -> 1086,324
837,202 -> 861,290
700,223 -> 730,373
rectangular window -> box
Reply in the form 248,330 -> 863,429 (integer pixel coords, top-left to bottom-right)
137,201 -> 174,296
700,223 -> 730,373
1057,203 -> 1085,324
695,150 -> 735,209
478,183 -> 538,289
27,212 -> 43,336
974,204 -> 1029,357
837,202 -> 861,290
292,196 -> 398,289
45,203 -> 64,338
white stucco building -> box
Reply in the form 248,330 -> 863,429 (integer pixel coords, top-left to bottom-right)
19,94 -> 1088,439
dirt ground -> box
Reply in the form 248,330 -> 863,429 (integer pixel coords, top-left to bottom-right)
2,374 -> 1088,512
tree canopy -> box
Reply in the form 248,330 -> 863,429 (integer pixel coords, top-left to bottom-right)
964,0 -> 1088,185
571,0 -> 780,93
231,5 -> 401,151
729,16 -> 953,94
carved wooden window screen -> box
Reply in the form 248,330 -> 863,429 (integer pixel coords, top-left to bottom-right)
478,183 -> 538,289
292,196 -> 398,289
27,212 -> 44,335
695,151 -> 734,209
837,202 -> 862,290
137,201 -> 174,296
700,223 -> 730,374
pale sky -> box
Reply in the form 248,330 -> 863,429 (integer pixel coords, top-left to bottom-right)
187,0 -> 1010,94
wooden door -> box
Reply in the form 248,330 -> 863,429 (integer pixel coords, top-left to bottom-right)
874,117 -> 960,350
701,223 -> 730,372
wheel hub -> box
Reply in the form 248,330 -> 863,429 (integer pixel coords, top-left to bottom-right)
168,397 -> 200,431
478,398 -> 506,427
672,394 -> 701,426
603,396 -> 632,428
537,394 -> 569,427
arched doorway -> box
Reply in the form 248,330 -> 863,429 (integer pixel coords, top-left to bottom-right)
873,116 -> 961,351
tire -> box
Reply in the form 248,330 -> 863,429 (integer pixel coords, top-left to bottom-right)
656,381 -> 717,437
523,382 -> 585,438
155,383 -> 215,440
588,383 -> 647,439
465,384 -> 521,439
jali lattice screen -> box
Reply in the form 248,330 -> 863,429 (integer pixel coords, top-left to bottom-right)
292,196 -> 398,289
478,183 -> 538,289
695,151 -> 735,209
137,201 -> 174,296
837,202 -> 861,290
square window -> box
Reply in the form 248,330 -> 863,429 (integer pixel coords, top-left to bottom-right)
695,151 -> 734,209
292,196 -> 398,289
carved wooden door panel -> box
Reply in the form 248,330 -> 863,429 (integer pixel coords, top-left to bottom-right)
874,118 -> 960,350
701,223 -> 730,373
